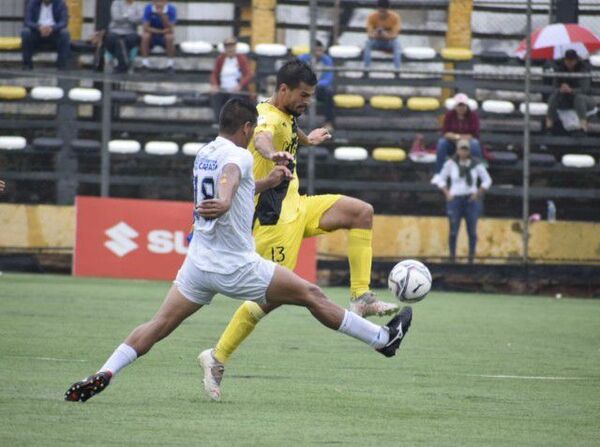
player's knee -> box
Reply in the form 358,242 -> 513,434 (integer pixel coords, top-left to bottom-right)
355,201 -> 374,228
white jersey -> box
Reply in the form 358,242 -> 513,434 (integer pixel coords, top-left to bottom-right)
188,136 -> 259,273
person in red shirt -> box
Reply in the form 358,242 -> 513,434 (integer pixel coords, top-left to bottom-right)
210,37 -> 254,122
431,93 -> 483,183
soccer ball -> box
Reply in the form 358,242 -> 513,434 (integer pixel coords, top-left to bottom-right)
388,260 -> 432,303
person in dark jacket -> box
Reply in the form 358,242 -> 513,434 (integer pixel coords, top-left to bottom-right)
545,49 -> 596,132
210,37 -> 254,122
21,0 -> 70,69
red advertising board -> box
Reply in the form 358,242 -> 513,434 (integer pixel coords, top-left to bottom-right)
73,196 -> 316,283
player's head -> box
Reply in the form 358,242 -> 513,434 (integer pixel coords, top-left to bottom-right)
153,0 -> 167,7
275,59 -> 317,117
219,98 -> 258,147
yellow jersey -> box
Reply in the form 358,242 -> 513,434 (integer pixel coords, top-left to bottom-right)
251,101 -> 301,225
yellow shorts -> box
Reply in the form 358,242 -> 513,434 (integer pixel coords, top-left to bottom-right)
253,194 -> 341,270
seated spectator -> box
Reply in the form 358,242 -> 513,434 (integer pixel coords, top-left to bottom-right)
210,37 -> 254,123
545,49 -> 596,132
431,93 -> 483,184
434,139 -> 492,263
298,40 -> 335,130
140,0 -> 176,72
105,0 -> 143,73
363,0 -> 401,72
21,0 -> 71,70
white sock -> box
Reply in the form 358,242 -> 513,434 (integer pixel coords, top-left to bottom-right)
99,343 -> 138,376
142,58 -> 149,66
167,59 -> 174,67
338,310 -> 389,349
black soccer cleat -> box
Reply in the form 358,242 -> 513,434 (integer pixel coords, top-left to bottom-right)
377,306 -> 413,358
64,371 -> 112,402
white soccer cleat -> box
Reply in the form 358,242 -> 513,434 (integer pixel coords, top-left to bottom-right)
197,349 -> 225,402
349,291 -> 399,317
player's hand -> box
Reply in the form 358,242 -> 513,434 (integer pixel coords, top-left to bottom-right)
307,128 -> 332,145
196,198 -> 231,219
270,151 -> 293,165
267,165 -> 293,187
444,191 -> 453,201
469,192 -> 479,201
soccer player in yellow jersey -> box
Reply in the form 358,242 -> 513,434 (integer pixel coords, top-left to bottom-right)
198,60 -> 399,401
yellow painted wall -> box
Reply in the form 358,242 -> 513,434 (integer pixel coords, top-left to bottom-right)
66,0 -> 82,40
1,204 -> 599,263
0,204 -> 74,250
318,216 -> 600,264
443,0 -> 474,100
251,0 -> 276,47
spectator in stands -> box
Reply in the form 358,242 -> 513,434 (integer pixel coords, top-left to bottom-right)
298,40 -> 335,130
435,139 -> 492,263
21,0 -> 71,70
140,0 -> 176,72
210,37 -> 254,123
431,93 -> 483,185
363,0 -> 401,72
105,0 -> 143,74
545,49 -> 596,132
0,180 -> 5,193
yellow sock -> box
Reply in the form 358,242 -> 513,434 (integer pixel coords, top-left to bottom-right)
348,228 -> 373,299
213,301 -> 266,364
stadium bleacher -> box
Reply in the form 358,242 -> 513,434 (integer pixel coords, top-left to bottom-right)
1,0 -> 599,222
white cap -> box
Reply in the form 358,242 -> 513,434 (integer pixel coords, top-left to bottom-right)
453,93 -> 469,106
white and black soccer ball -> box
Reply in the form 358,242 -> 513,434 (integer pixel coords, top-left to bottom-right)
388,259 -> 432,303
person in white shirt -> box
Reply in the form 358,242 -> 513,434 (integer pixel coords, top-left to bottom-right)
435,138 -> 492,263
21,0 -> 71,70
64,98 -> 413,403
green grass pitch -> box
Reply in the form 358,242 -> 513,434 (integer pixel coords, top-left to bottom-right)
1,273 -> 599,446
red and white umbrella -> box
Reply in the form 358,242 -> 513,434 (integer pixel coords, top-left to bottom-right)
516,23 -> 600,60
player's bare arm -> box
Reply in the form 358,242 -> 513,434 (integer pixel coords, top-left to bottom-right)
196,163 -> 241,219
255,165 -> 293,194
297,127 -> 332,146
254,131 -> 293,164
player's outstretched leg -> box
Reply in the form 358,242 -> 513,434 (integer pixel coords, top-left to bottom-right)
317,196 -> 399,317
266,265 -> 412,355
65,285 -> 202,402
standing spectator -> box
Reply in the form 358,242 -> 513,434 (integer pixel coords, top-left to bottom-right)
363,0 -> 401,72
298,40 -> 335,130
140,0 -> 176,72
21,0 -> 71,70
104,0 -> 143,73
210,37 -> 254,122
545,49 -> 596,132
431,93 -> 483,184
435,139 -> 492,263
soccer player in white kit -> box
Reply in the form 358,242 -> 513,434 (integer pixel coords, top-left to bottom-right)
64,99 -> 412,403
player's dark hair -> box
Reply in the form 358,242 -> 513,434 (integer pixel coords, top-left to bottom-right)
276,59 -> 317,90
219,98 -> 258,134
315,39 -> 324,48
377,0 -> 390,9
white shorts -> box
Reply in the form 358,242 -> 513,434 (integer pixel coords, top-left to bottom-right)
173,256 -> 276,305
